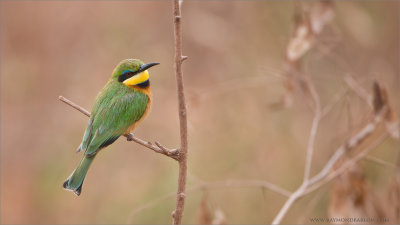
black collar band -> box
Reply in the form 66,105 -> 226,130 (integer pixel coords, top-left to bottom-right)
136,80 -> 150,88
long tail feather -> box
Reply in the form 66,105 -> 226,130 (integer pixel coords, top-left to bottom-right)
63,154 -> 95,196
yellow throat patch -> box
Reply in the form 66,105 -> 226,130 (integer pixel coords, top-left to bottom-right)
123,70 -> 149,86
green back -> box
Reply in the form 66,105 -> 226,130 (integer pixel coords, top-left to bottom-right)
80,80 -> 148,156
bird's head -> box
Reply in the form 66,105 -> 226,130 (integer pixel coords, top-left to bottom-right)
111,59 -> 159,87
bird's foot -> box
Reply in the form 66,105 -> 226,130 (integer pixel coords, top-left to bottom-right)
126,133 -> 134,141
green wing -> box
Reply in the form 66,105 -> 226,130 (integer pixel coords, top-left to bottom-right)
79,80 -> 149,156
78,117 -> 94,152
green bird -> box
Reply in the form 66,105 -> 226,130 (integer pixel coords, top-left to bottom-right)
63,59 -> 159,196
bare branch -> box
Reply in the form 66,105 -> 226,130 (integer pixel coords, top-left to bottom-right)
172,0 -> 189,223
272,183 -> 308,225
59,96 -> 90,117
155,141 -> 180,159
303,75 -> 322,181
272,3 -> 334,222
344,75 -> 373,108
321,87 -> 349,117
273,74 -> 322,225
308,109 -> 385,187
364,155 -> 397,169
303,133 -> 389,196
126,134 -> 180,161
58,96 -> 179,161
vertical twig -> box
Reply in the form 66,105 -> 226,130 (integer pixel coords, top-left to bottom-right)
303,76 -> 322,182
272,75 -> 321,225
172,0 -> 188,224
272,3 -> 335,223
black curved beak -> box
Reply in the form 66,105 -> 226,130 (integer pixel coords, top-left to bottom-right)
138,62 -> 160,73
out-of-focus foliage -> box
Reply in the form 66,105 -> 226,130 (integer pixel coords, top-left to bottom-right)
1,1 -> 398,224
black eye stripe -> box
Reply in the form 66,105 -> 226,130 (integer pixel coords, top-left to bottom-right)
117,62 -> 159,83
118,71 -> 135,82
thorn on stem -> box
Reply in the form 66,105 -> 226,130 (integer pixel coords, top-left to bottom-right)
154,141 -> 163,148
155,141 -> 178,154
172,210 -> 176,218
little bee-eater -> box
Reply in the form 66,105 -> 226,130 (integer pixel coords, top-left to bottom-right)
63,59 -> 159,196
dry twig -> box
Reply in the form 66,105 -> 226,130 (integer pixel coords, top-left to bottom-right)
304,132 -> 389,196
171,0 -> 189,223
272,74 -> 321,224
364,155 -> 396,169
344,75 -> 373,109
273,22 -> 324,222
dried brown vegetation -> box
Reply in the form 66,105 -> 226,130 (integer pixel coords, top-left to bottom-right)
197,195 -> 227,225
272,2 -> 399,224
329,163 -> 385,224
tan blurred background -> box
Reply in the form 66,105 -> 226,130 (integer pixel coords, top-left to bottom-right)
1,1 -> 399,224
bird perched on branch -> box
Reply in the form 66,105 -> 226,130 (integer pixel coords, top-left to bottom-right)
63,59 -> 159,196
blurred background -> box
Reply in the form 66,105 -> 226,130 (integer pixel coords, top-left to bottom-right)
1,1 -> 399,224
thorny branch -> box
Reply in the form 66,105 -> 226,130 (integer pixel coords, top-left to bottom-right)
172,0 -> 189,224
58,96 -> 180,161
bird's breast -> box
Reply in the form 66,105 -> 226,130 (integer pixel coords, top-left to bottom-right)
125,87 -> 152,134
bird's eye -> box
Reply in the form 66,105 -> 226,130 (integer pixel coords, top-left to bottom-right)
118,71 -> 135,82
